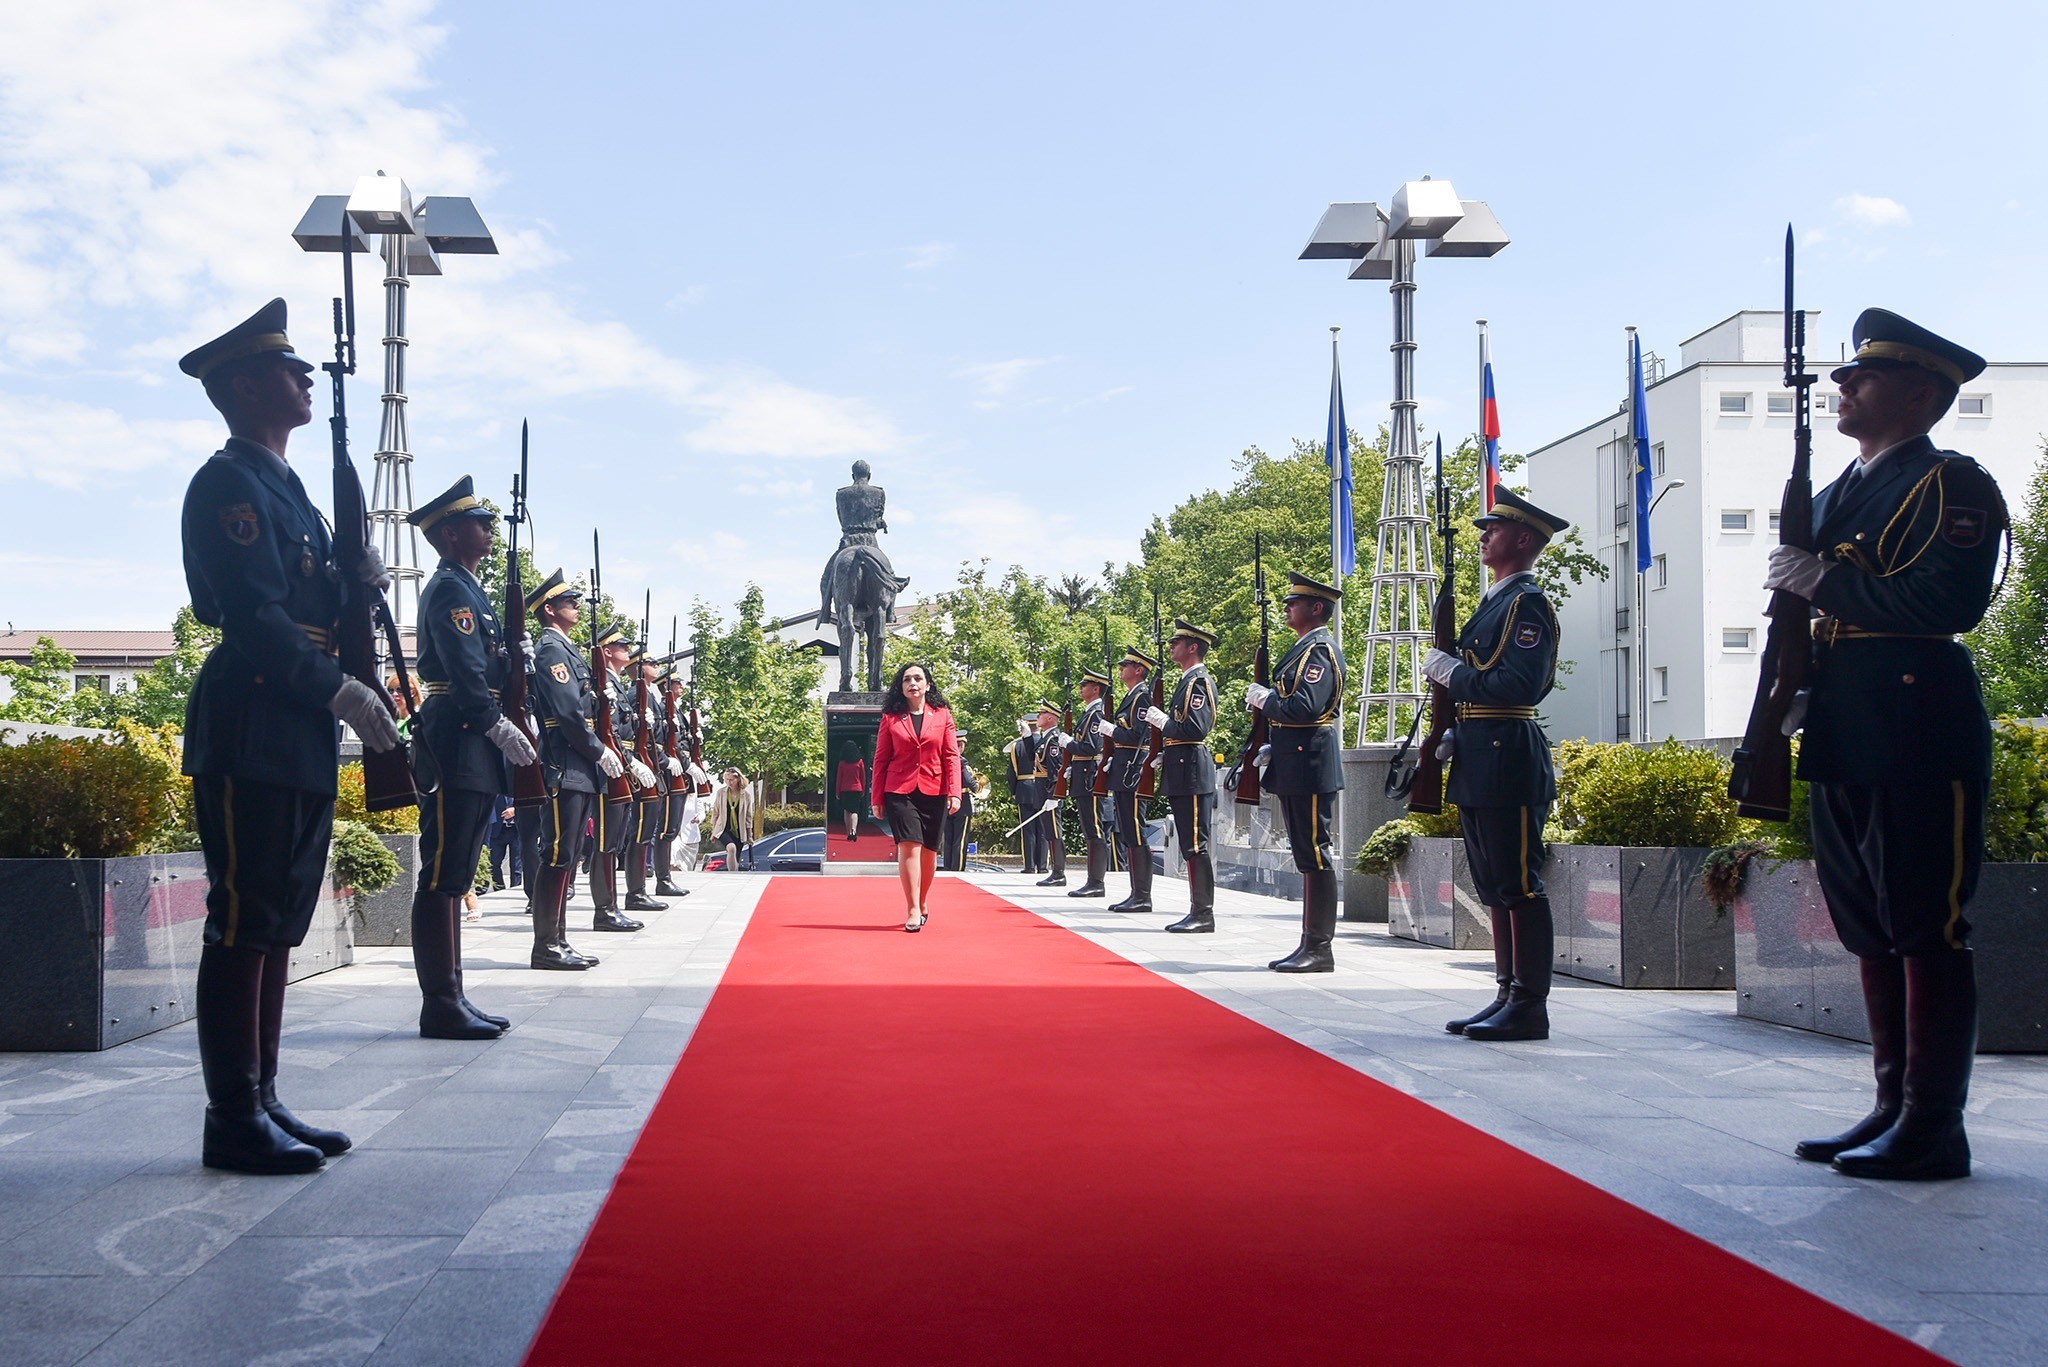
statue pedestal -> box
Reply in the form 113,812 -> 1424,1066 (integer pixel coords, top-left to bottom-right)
824,692 -> 894,871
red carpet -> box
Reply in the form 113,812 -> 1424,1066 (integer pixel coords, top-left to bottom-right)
525,878 -> 1939,1366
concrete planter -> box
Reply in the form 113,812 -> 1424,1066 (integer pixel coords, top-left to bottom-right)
0,854 -> 351,1051
1384,836 -> 1491,949
1732,858 -> 2048,1053
348,834 -> 421,947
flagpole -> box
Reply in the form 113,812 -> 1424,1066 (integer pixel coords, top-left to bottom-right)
1329,326 -> 1345,664
1477,319 -> 1490,509
1628,326 -> 1648,743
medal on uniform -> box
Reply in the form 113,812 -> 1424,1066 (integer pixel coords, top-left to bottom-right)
299,544 -> 316,577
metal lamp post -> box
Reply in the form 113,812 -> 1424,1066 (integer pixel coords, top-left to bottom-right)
1300,180 -> 1509,743
1637,477 -> 1685,739
292,173 -> 497,632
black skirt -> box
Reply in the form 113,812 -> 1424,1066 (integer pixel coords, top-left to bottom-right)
884,790 -> 947,848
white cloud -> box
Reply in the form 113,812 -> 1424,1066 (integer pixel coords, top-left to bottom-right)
928,491 -> 1129,571
954,356 -> 1059,409
1836,194 -> 1910,229
0,394 -> 218,491
904,242 -> 956,271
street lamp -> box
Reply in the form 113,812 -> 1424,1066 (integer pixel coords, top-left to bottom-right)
291,173 -> 498,632
1300,179 -> 1509,744
1636,478 -> 1687,739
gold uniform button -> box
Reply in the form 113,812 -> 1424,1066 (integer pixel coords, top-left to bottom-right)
1903,674 -> 1916,684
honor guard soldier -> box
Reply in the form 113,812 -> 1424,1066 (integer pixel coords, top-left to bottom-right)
622,648 -> 679,913
1004,722 -> 1045,874
589,627 -> 656,931
177,299 -> 401,1173
1065,668 -> 1118,897
1245,574 -> 1345,971
1762,310 -> 2007,1181
1152,620 -> 1219,933
1103,646 -> 1160,913
1421,489 -> 1566,1040
406,476 -> 536,1040
1030,702 -> 1068,887
527,570 -> 620,969
654,663 -> 699,898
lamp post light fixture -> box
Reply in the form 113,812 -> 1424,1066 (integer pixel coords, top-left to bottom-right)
1300,179 -> 1509,744
291,173 -> 497,633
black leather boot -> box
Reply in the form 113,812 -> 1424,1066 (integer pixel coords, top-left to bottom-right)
1167,853 -> 1215,933
530,869 -> 592,971
197,944 -> 324,1174
1070,836 -> 1107,897
1271,871 -> 1337,972
256,947 -> 350,1157
589,854 -> 640,930
1797,955 -> 1905,1161
624,842 -> 667,911
412,891 -> 505,1039
1447,907 -> 1514,1034
654,841 -> 687,897
1110,844 -> 1154,912
1464,898 -> 1552,1040
450,912 -> 511,1031
1834,950 -> 1975,1181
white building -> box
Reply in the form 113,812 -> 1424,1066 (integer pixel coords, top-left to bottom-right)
1526,311 -> 2048,745
0,629 -> 177,705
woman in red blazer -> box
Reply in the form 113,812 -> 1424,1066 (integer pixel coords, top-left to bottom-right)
871,662 -> 962,931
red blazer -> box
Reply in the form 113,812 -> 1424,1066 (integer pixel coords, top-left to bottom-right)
871,705 -> 962,808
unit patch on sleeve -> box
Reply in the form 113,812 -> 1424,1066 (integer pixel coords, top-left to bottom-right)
1303,664 -> 1325,684
1515,622 -> 1546,649
551,662 -> 570,684
1942,507 -> 1987,548
450,607 -> 476,635
1191,690 -> 1206,708
217,504 -> 260,546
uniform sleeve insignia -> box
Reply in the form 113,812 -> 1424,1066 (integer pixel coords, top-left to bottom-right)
450,607 -> 476,635
550,662 -> 570,684
1191,690 -> 1206,708
1942,507 -> 1986,548
1303,664 -> 1325,684
217,504 -> 259,546
1515,622 -> 1545,649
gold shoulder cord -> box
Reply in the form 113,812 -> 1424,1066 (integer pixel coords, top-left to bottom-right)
1463,596 -> 1524,672
1831,462 -> 2014,595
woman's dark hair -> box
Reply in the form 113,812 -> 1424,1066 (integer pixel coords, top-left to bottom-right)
881,661 -> 948,714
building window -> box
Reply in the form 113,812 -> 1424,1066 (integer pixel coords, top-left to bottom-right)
1653,441 -> 1666,476
1958,394 -> 1989,416
73,674 -> 110,693
1653,553 -> 1668,589
1815,392 -> 1839,414
1615,647 -> 1632,741
1721,509 -> 1753,532
1722,628 -> 1755,651
1769,509 -> 1782,533
1767,392 -> 1794,415
1653,666 -> 1669,701
1720,392 -> 1751,415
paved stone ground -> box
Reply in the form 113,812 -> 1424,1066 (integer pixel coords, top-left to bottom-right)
2,870 -> 2043,1365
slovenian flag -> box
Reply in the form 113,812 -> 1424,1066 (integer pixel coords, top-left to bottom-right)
1328,331 -> 1354,579
1480,326 -> 1501,510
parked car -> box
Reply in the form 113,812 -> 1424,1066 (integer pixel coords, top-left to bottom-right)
701,827 -> 826,873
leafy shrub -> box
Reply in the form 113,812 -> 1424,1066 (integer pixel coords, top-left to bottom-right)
336,763 -> 420,835
474,844 -> 496,895
760,802 -> 820,834
1564,740 -> 1751,850
1547,737 -> 1608,838
0,727 -> 187,858
1357,800 -> 1460,877
1987,719 -> 2048,863
330,819 -> 402,919
1700,838 -> 1776,910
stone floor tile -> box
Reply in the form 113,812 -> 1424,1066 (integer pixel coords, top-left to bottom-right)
0,1275 -> 180,1366
365,1267 -> 566,1367
251,1150 -> 525,1239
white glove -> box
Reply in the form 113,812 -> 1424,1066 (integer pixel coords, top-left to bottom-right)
1144,705 -> 1169,728
485,716 -> 536,766
356,544 -> 392,592
1434,730 -> 1457,761
520,638 -> 536,666
1422,648 -> 1461,686
687,763 -> 710,786
1244,682 -> 1272,711
1094,718 -> 1115,738
1765,545 -> 1832,599
1017,719 -> 1033,737
328,678 -> 401,753
629,758 -> 657,788
1254,744 -> 1271,771
643,709 -> 656,727
1781,689 -> 1811,737
598,746 -> 624,779
666,755 -> 685,777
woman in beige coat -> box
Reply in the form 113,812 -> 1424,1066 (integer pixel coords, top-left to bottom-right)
704,770 -> 754,871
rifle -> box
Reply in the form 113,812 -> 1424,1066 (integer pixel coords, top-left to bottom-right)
1051,650 -> 1075,799
324,208 -> 420,813
503,420 -> 548,808
1729,226 -> 1815,821
1392,436 -> 1457,810
661,617 -> 685,774
1091,615 -> 1115,799
634,590 -> 658,792
1232,532 -> 1271,805
590,531 -> 633,803
1137,586 -> 1164,799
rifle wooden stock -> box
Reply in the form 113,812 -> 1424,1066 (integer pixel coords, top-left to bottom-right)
591,639 -> 633,804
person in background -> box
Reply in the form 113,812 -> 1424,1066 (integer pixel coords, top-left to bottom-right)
942,749 -> 978,872
834,741 -> 869,842
871,662 -> 961,930
486,795 -> 518,891
706,769 -> 754,871
677,769 -> 710,871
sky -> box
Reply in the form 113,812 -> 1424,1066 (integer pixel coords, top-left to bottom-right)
3,0 -> 2045,634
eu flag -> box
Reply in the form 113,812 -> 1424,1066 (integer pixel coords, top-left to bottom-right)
1630,332 -> 1655,574
1327,333 -> 1354,578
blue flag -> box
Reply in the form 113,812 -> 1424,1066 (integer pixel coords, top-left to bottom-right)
1630,333 -> 1654,574
1328,334 -> 1354,579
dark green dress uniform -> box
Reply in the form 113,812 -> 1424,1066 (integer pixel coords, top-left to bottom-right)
1785,309 -> 2005,1183
1030,710 -> 1068,885
178,298 -> 353,1174
620,661 -> 670,915
655,672 -> 695,896
1065,676 -> 1118,896
587,636 -> 646,932
1106,648 -> 1160,913
527,572 -> 604,971
1160,621 -> 1220,933
1258,575 -> 1346,972
1008,729 -> 1048,873
406,477 -> 515,1040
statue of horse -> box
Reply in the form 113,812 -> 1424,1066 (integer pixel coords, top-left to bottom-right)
821,546 -> 908,693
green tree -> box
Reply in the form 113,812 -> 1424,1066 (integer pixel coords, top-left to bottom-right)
0,635 -> 79,724
690,585 -> 824,814
1965,440 -> 2048,718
